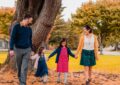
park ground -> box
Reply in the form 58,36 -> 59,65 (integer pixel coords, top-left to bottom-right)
0,51 -> 120,85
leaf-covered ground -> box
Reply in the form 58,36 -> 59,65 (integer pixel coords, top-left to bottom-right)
0,69 -> 120,85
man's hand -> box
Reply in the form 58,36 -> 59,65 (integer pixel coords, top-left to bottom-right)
9,50 -> 15,57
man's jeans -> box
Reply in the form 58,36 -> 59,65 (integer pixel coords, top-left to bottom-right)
15,47 -> 31,85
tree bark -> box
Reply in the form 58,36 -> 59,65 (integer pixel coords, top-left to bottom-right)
114,42 -> 119,51
32,0 -> 61,51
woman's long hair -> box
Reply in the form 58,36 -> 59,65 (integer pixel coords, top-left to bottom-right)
84,25 -> 93,33
59,38 -> 68,48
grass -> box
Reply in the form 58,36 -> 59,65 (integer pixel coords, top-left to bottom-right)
47,54 -> 120,74
0,51 -> 120,74
0,52 -> 8,64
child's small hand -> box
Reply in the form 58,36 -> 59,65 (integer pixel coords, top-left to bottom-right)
31,51 -> 35,56
47,58 -> 50,61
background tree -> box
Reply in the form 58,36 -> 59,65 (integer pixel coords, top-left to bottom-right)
71,0 -> 120,54
49,7 -> 82,49
0,8 -> 14,35
49,7 -> 67,46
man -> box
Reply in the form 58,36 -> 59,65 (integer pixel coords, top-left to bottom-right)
9,14 -> 33,85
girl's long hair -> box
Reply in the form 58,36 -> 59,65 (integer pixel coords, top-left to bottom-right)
38,47 -> 44,56
59,38 -> 68,48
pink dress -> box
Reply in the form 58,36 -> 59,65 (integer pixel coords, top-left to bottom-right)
57,47 -> 68,72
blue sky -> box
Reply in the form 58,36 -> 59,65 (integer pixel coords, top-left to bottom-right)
0,0 -> 89,21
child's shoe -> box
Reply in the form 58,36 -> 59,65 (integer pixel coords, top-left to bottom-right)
57,78 -> 61,83
86,80 -> 90,85
43,75 -> 48,84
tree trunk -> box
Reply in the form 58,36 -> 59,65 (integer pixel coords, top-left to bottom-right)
0,0 -> 61,71
98,33 -> 103,55
32,0 -> 61,50
114,42 -> 119,51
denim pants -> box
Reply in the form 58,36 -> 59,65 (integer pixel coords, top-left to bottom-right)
15,47 -> 31,85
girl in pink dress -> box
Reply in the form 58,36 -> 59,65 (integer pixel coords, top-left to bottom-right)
48,38 -> 75,84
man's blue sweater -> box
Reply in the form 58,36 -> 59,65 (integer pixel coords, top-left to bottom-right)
10,23 -> 32,50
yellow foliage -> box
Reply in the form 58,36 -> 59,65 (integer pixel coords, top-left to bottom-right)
0,7 -> 15,14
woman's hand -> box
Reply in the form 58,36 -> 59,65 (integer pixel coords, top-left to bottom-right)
75,54 -> 78,59
96,56 -> 99,60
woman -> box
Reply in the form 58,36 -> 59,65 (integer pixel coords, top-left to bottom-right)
75,25 -> 99,85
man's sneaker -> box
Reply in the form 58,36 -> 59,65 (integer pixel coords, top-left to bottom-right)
86,80 -> 90,85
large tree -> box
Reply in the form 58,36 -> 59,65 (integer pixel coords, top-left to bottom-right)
10,0 -> 61,51
0,0 -> 61,71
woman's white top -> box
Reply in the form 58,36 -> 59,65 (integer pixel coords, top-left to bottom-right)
83,34 -> 94,50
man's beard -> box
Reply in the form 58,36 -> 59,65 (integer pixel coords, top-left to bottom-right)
28,23 -> 32,26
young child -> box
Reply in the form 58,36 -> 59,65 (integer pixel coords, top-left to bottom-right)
31,47 -> 48,83
48,38 -> 75,84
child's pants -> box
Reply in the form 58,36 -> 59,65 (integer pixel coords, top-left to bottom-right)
58,72 -> 68,83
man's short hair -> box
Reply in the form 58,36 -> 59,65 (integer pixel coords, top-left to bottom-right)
23,14 -> 32,20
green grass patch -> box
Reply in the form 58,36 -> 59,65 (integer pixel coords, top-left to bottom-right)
47,54 -> 120,73
0,51 -> 120,73
0,52 -> 8,64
